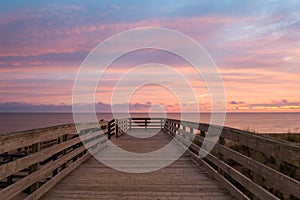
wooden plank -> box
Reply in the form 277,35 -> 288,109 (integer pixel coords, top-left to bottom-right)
80,130 -> 107,140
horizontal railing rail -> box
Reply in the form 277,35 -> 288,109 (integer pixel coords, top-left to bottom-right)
0,121 -> 108,200
163,118 -> 300,200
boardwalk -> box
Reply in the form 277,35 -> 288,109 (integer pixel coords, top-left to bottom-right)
1,118 -> 299,200
41,130 -> 233,199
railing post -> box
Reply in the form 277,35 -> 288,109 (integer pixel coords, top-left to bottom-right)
252,151 -> 265,200
176,123 -> 180,135
108,119 -> 114,140
173,123 -> 175,135
129,119 -> 132,130
171,122 -> 174,136
190,128 -> 193,141
200,130 -> 205,137
29,142 -> 40,193
182,126 -> 186,138
116,119 -> 119,138
164,119 -> 168,133
61,134 -> 68,170
52,136 -> 62,177
166,120 -> 169,134
145,119 -> 147,130
123,120 -> 126,134
7,155 -> 13,185
217,137 -> 225,161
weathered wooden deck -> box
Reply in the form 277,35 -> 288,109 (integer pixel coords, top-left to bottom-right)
41,130 -> 233,199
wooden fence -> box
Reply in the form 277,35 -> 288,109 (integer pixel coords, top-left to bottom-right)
164,118 -> 300,200
0,122 -> 108,200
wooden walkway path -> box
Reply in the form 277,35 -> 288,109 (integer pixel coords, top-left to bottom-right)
1,118 -> 299,199
41,130 -> 233,199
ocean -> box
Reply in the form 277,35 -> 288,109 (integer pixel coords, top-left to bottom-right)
0,112 -> 300,134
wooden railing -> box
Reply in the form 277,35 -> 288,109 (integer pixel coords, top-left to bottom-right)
107,118 -> 165,139
4,117 -> 298,200
129,118 -> 165,130
164,118 -> 300,200
0,121 -> 108,200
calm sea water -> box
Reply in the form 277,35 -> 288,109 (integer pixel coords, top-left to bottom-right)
0,113 -> 300,134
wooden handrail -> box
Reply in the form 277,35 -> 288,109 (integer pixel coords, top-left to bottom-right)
164,118 -> 300,200
165,118 -> 300,167
0,121 -> 108,200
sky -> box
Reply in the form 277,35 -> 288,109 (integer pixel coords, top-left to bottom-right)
0,0 -> 300,112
